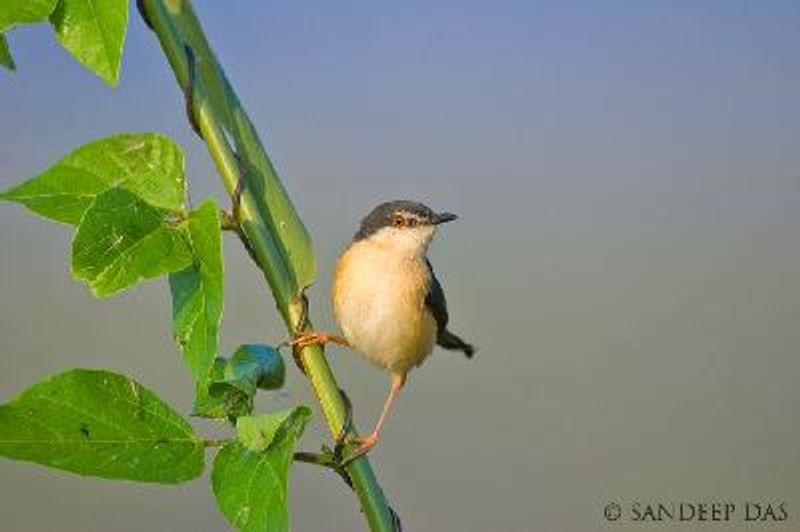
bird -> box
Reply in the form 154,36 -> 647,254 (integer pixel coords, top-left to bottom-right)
292,200 -> 473,460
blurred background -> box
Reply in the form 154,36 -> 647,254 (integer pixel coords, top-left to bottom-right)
1,1 -> 799,531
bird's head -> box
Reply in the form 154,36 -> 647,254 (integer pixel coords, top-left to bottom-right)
354,200 -> 457,256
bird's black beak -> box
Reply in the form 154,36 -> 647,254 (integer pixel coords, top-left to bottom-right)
434,212 -> 458,225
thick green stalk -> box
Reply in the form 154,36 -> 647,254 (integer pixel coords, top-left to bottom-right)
138,1 -> 396,530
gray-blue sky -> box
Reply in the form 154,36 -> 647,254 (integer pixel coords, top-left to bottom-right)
1,2 -> 799,531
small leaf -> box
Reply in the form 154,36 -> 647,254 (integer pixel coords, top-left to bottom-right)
193,345 -> 285,421
49,0 -> 129,85
0,0 -> 58,32
235,409 -> 302,453
212,407 -> 312,532
211,344 -> 285,397
169,200 -> 224,384
0,133 -> 186,225
72,187 -> 192,296
193,357 -> 253,421
0,34 -> 15,71
251,346 -> 285,391
0,369 -> 204,483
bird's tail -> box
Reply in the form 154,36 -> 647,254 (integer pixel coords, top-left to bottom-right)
438,329 -> 475,358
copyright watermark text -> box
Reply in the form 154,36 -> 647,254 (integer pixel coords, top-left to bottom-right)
603,501 -> 788,524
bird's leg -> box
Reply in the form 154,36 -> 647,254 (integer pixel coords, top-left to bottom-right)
291,331 -> 351,350
341,373 -> 406,466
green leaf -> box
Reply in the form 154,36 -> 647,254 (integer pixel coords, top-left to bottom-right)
0,369 -> 204,483
0,34 -> 15,70
0,0 -> 58,32
49,0 -> 129,85
193,345 -> 285,421
212,408 -> 312,532
251,345 -> 285,390
169,200 -> 224,384
72,187 -> 192,296
211,344 -> 285,396
193,357 -> 252,420
0,133 -> 186,225
234,409 -> 306,453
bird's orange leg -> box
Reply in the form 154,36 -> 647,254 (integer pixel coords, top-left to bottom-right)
341,373 -> 406,466
290,331 -> 351,350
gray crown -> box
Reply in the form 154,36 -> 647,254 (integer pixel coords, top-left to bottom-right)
353,200 -> 441,241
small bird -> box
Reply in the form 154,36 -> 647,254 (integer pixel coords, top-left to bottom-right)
293,200 -> 473,458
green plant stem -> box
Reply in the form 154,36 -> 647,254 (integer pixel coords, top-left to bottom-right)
138,1 -> 396,530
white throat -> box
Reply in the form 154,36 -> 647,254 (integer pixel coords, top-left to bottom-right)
366,225 -> 436,259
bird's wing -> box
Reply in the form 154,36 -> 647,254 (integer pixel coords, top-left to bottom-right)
424,259 -> 450,334
425,260 -> 475,358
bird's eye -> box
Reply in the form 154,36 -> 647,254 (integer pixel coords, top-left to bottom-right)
392,215 -> 405,228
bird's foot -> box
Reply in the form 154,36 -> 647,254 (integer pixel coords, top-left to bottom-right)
338,432 -> 379,467
290,330 -> 351,350
279,329 -> 349,375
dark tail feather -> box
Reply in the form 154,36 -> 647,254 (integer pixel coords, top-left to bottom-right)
438,329 -> 475,358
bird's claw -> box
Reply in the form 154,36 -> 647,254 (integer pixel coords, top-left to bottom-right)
338,434 -> 378,468
289,331 -> 326,350
289,330 -> 351,350
280,332 -> 323,374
